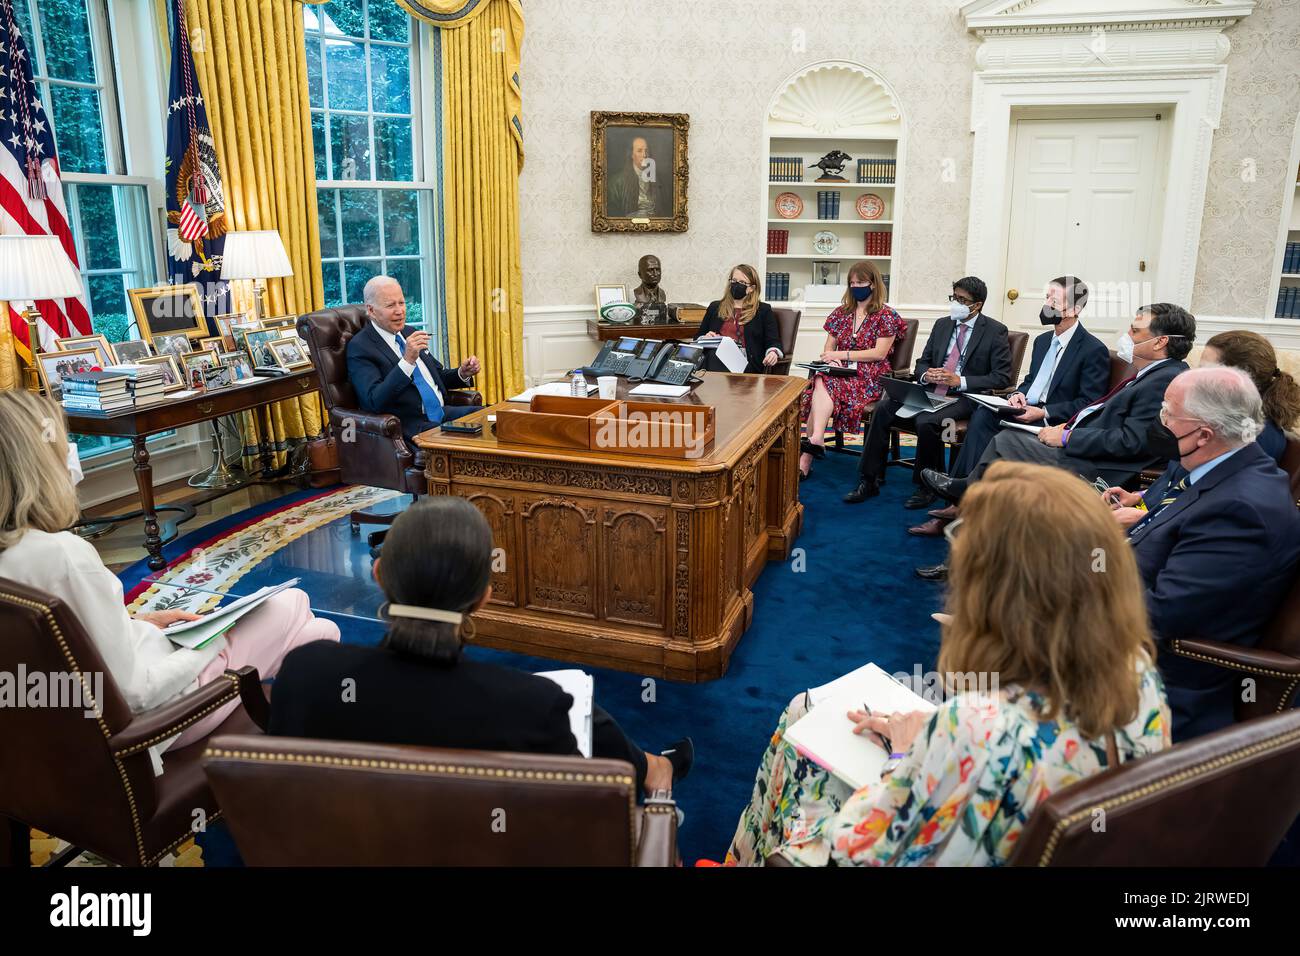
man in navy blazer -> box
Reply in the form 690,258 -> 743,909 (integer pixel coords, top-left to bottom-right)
1105,366 -> 1300,741
346,275 -> 482,444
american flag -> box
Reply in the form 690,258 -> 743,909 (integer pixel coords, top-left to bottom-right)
0,0 -> 91,357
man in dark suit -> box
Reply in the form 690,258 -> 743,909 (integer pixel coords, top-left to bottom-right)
346,275 -> 482,444
922,302 -> 1195,501
1105,366 -> 1300,741
844,276 -> 1012,507
909,276 -> 1111,536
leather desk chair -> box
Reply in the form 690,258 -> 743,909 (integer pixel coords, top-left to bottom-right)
885,328 -> 1028,470
768,708 -> 1300,866
297,305 -> 482,549
1009,708 -> 1300,866
768,307 -> 802,376
203,735 -> 679,866
829,317 -> 920,453
1171,558 -> 1300,722
0,578 -> 268,867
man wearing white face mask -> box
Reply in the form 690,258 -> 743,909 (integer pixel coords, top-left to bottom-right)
921,303 -> 1195,505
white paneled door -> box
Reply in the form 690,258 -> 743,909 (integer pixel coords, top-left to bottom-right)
1002,115 -> 1164,326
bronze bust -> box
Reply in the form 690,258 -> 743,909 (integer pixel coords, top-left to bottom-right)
633,254 -> 666,306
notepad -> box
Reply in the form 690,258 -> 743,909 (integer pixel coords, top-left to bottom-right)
160,578 -> 302,650
966,392 -> 1014,409
508,381 -> 597,402
629,382 -> 691,397
535,669 -> 594,757
999,421 -> 1044,435
784,662 -> 937,789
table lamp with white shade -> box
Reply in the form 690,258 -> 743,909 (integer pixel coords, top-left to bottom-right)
0,234 -> 85,391
220,229 -> 293,322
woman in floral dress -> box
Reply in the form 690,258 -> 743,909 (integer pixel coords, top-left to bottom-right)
726,462 -> 1171,866
799,260 -> 905,478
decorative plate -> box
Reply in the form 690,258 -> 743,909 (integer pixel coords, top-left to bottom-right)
856,193 -> 885,220
813,230 -> 839,254
774,192 -> 804,219
600,302 -> 637,324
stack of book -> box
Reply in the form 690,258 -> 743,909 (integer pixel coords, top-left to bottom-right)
769,156 -> 804,182
765,272 -> 790,301
767,228 -> 789,254
864,231 -> 892,256
60,370 -> 132,414
1277,286 -> 1300,318
816,191 -> 841,219
856,158 -> 897,184
103,364 -> 168,407
1283,241 -> 1300,275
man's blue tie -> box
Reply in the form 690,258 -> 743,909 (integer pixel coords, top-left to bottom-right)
396,334 -> 444,425
1024,338 -> 1061,407
1128,474 -> 1188,536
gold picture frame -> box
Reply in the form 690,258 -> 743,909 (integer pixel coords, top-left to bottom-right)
55,334 -> 114,368
591,111 -> 689,233
269,334 -> 312,370
36,347 -> 100,399
127,283 -> 207,344
213,312 -> 252,351
199,336 -> 225,354
136,354 -> 185,393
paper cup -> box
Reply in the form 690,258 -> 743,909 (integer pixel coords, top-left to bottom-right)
598,376 -> 618,400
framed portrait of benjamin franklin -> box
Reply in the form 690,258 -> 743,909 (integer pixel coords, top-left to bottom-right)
591,112 -> 689,233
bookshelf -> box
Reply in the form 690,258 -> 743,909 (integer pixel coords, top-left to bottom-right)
762,63 -> 904,308
1277,164 -> 1300,319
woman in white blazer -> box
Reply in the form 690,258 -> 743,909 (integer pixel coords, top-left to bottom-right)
0,391 -> 339,773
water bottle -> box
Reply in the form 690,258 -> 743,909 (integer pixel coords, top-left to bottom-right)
571,370 -> 587,397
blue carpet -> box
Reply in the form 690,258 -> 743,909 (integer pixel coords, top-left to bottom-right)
154,452 -> 952,864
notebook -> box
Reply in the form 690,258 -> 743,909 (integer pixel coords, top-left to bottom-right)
160,577 -> 302,650
534,669 -> 594,757
784,662 -> 937,789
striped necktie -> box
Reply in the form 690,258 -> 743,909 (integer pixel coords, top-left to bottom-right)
1066,373 -> 1137,429
1128,474 -> 1188,537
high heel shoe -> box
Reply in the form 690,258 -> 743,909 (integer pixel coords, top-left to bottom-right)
799,437 -> 826,460
661,737 -> 694,783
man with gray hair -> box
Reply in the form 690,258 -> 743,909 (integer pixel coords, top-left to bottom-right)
346,275 -> 482,444
1105,366 -> 1300,740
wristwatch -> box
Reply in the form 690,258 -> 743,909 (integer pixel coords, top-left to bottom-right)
881,753 -> 906,776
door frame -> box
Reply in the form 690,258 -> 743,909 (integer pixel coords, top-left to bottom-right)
1000,107 -> 1172,326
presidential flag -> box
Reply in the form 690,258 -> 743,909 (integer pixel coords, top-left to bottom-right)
164,0 -> 227,319
0,0 -> 91,358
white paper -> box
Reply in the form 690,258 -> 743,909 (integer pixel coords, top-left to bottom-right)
535,669 -> 594,757
715,335 -> 748,373
508,381 -> 597,402
966,392 -> 1014,409
785,663 -> 937,789
999,421 -> 1044,435
161,577 -> 301,649
694,337 -> 721,348
629,383 -> 691,397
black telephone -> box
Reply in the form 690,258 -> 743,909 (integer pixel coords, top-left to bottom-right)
645,342 -> 706,386
588,336 -> 644,376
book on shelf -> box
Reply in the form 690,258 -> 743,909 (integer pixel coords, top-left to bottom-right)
856,157 -> 897,184
1284,241 -> 1300,274
769,156 -> 804,183
767,228 -> 789,254
1279,285 -> 1300,319
816,190 -> 841,220
863,231 -> 892,256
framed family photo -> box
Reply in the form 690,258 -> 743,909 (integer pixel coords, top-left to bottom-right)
37,348 -> 99,399
110,338 -> 153,365
591,111 -> 689,233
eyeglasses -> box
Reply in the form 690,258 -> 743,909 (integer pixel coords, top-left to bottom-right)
947,294 -> 975,306
1158,402 -> 1207,429
943,517 -> 963,545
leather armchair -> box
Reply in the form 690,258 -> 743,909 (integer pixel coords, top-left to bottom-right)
1009,708 -> 1300,865
0,577 -> 268,867
1170,561 -> 1300,722
297,305 -> 482,545
769,307 -> 801,376
202,735 -> 679,866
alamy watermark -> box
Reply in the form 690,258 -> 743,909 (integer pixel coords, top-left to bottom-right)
593,408 -> 709,459
891,664 -> 1000,705
0,667 -> 102,718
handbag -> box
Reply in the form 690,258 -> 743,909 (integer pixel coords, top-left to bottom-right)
305,435 -> 341,488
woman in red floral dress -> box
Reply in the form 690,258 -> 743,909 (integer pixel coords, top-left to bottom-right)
799,260 -> 905,477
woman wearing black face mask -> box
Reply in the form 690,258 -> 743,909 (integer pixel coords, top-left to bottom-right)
699,264 -> 782,374
798,260 -> 905,478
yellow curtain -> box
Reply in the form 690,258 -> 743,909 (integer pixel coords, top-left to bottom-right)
182,0 -> 325,469
398,0 -> 525,403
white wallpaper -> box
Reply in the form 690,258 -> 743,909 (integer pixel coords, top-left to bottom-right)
518,0 -> 1300,319
518,0 -> 978,308
1192,0 -> 1300,318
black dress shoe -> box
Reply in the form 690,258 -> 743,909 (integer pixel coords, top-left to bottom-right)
920,468 -> 967,505
915,562 -> 949,581
843,479 -> 879,503
800,437 -> 826,460
904,490 -> 937,509
661,737 -> 694,783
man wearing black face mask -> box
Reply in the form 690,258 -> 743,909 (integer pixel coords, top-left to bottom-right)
845,276 -> 1011,506
1103,367 -> 1300,741
908,275 -> 1110,536
921,303 -> 1195,505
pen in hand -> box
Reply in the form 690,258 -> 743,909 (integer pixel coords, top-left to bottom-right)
863,703 -> 893,754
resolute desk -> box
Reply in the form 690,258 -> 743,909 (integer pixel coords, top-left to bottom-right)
414,373 -> 805,682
